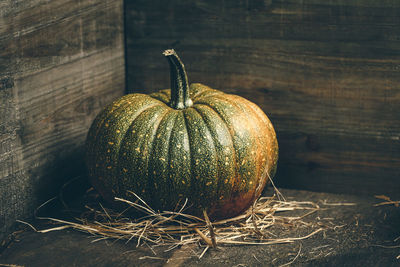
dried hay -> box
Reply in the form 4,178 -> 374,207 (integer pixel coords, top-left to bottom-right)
15,172 -> 375,266
30,187 -> 328,256
374,195 -> 400,208
15,175 -> 400,263
15,172 -> 357,263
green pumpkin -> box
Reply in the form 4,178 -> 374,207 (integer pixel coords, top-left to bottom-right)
85,49 -> 278,219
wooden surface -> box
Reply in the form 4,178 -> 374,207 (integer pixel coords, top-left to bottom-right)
0,0 -> 125,240
125,0 -> 400,197
1,188 -> 399,266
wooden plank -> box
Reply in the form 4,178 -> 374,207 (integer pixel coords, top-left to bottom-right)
1,189 -> 399,266
125,0 -> 400,197
0,0 -> 125,240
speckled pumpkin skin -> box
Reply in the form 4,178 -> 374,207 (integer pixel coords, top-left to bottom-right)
86,83 -> 278,219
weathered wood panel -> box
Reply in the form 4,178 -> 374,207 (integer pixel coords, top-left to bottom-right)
0,0 -> 125,240
125,0 -> 400,196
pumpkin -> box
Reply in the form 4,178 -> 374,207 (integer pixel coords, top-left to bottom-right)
85,49 -> 278,220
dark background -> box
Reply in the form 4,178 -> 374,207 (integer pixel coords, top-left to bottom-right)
0,0 -> 125,241
125,0 -> 400,195
1,0 -> 399,241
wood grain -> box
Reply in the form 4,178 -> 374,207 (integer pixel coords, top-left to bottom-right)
0,0 -> 125,240
125,0 -> 400,196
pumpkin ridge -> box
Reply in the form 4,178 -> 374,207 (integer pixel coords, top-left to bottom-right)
168,111 -> 192,208
88,96 -> 158,200
226,95 -> 275,134
191,105 -> 223,206
130,105 -> 168,199
116,102 -> 163,148
141,108 -> 171,204
193,104 -> 237,208
116,102 -> 166,197
149,91 -> 170,104
86,96 -> 138,168
198,97 -> 261,195
194,101 -> 240,192
188,84 -> 213,99
227,94 -> 278,179
90,95 -> 148,147
146,110 -> 179,210
181,111 -> 195,208
192,89 -> 224,102
166,111 -> 185,208
200,97 -> 272,217
187,107 -> 219,208
158,90 -> 170,98
210,95 -> 264,195
235,99 -> 272,197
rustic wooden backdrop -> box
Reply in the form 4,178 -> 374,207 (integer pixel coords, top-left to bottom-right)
125,0 -> 400,196
1,0 -> 399,242
0,0 -> 125,240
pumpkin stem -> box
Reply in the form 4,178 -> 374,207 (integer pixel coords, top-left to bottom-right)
163,49 -> 193,109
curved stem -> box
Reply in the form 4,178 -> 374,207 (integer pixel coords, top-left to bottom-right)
163,49 -> 193,109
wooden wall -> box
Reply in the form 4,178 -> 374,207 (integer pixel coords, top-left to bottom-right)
125,1 -> 400,196
0,0 -> 125,240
